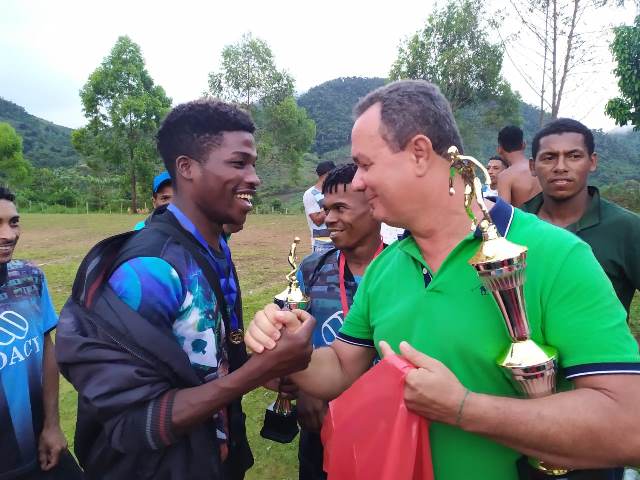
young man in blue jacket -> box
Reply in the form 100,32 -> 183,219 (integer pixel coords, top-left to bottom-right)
57,99 -> 314,480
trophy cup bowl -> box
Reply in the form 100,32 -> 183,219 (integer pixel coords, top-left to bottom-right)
470,236 -> 559,399
260,237 -> 310,444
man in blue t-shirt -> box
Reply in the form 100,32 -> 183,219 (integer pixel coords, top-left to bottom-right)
0,187 -> 81,480
57,99 -> 315,479
295,164 -> 384,480
133,171 -> 174,231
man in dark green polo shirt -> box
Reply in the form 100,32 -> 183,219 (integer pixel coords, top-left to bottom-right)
246,81 -> 640,480
522,118 -> 640,316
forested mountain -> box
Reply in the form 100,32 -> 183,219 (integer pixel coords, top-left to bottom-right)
298,77 -> 386,154
0,97 -> 79,168
300,78 -> 640,186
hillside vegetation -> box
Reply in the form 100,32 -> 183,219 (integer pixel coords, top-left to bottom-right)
0,97 -> 79,168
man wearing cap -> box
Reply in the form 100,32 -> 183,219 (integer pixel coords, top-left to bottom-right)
134,171 -> 174,231
303,161 -> 335,254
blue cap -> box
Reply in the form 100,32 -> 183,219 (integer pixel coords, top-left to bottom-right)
152,171 -> 172,193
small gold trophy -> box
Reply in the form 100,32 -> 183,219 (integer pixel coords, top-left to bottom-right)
448,147 -> 566,475
260,237 -> 310,443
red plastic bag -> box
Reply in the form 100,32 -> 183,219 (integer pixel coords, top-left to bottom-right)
321,355 -> 434,480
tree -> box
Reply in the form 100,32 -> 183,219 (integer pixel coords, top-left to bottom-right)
606,15 -> 640,130
207,33 -> 316,182
73,36 -> 171,212
0,122 -> 31,188
390,0 -> 515,113
506,0 -> 624,124
255,97 -> 316,181
207,33 -> 294,110
390,0 -> 520,155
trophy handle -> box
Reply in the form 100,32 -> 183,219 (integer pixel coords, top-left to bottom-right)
447,146 -> 494,233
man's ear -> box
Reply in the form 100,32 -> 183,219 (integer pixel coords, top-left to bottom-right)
589,152 -> 598,173
411,135 -> 434,177
175,155 -> 196,181
529,158 -> 537,177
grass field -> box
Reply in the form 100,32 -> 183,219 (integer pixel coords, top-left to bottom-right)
15,213 -> 640,479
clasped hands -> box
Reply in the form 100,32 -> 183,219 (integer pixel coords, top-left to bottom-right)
246,303 -> 472,427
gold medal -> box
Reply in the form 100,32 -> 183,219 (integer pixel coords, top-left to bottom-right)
229,329 -> 244,345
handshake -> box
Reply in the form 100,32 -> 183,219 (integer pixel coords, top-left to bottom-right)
244,303 -> 316,383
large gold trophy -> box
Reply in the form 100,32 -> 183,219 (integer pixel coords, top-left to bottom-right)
260,237 -> 310,443
448,147 -> 566,475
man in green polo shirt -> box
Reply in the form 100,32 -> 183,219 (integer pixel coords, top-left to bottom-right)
246,80 -> 640,480
522,118 -> 640,317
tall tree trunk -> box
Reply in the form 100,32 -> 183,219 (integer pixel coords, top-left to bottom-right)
554,0 -> 580,119
540,0 -> 550,127
130,151 -> 137,213
551,0 -> 558,119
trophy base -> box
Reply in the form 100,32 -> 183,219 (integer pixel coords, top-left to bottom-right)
260,404 -> 299,444
528,457 -> 569,476
516,456 -> 623,479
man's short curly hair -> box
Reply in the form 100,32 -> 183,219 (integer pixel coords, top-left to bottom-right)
322,163 -> 357,195
156,99 -> 255,179
0,187 -> 15,204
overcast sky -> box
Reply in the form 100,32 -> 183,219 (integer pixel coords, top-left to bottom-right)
1,0 -> 636,131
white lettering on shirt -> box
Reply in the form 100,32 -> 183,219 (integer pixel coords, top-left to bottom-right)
0,336 -> 40,371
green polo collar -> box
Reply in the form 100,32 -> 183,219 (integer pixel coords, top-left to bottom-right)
568,186 -> 601,233
524,186 -> 601,233
399,197 -> 515,271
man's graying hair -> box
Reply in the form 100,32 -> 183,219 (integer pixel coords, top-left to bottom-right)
353,80 -> 463,156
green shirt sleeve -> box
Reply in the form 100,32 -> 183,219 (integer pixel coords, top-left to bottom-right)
543,240 -> 640,376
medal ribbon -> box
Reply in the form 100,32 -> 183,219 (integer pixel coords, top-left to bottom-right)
338,240 -> 383,316
167,204 -> 239,335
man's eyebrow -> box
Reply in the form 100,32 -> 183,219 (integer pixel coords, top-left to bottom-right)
230,151 -> 256,160
352,153 -> 370,164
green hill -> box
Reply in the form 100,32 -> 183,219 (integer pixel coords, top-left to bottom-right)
298,77 -> 386,155
299,78 -> 640,186
0,97 -> 79,168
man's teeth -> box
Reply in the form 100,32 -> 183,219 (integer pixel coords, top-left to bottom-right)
236,194 -> 253,201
